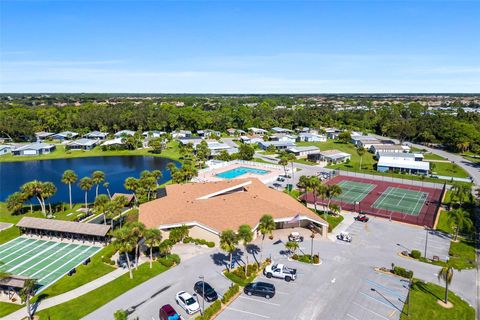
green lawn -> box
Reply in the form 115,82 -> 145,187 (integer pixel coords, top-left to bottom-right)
435,210 -> 455,235
0,302 -> 23,317
400,279 -> 475,320
423,153 -> 447,160
431,162 -> 470,178
449,240 -> 476,270
36,262 -> 168,320
324,214 -> 344,232
0,140 -> 181,163
34,244 -> 117,301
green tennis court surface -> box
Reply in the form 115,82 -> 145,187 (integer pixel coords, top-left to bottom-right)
372,187 -> 428,216
333,180 -> 376,204
0,237 -> 100,291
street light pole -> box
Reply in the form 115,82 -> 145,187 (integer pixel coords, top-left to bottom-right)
424,226 -> 429,259
199,275 -> 205,316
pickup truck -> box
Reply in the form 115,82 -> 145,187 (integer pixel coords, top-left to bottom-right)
264,263 -> 297,282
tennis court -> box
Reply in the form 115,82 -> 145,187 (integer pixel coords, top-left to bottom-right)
333,180 -> 376,204
372,187 -> 428,216
0,237 -> 100,291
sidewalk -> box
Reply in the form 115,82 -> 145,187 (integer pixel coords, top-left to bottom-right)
2,268 -> 128,320
327,212 -> 355,241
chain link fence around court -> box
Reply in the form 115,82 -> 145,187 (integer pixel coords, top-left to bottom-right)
318,174 -> 446,228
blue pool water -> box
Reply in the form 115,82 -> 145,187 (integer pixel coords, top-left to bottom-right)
215,166 -> 270,179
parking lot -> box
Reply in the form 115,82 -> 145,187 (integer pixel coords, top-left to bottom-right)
86,213 -> 475,320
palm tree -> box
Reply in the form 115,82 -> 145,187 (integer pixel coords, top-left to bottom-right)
237,224 -> 253,276
143,228 -> 162,268
61,169 -> 78,209
448,209 -> 473,241
438,264 -> 454,304
220,229 -> 238,272
304,176 -> 323,213
92,170 -> 105,198
297,175 -> 310,195
19,278 -> 37,320
42,182 -> 56,215
21,181 -> 47,215
127,221 -> 146,270
79,177 -> 94,210
106,195 -> 128,228
6,192 -> 26,214
103,182 -> 112,199
112,227 -> 135,279
451,183 -> 470,207
356,147 -> 365,171
326,184 -> 342,212
329,203 -> 341,216
285,240 -> 299,256
94,194 -> 110,225
258,214 -> 276,264
124,177 -> 139,202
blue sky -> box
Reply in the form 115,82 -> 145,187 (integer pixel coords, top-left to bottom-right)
1,0 -> 479,93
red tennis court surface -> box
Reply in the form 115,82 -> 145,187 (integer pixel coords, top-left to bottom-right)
301,175 -> 445,228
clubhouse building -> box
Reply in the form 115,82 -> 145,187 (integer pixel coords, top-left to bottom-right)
139,179 -> 329,245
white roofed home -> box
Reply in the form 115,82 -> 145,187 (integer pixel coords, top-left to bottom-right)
297,133 -> 327,142
377,154 -> 430,175
51,131 -> 79,141
66,138 -> 99,151
258,140 -> 296,151
0,145 -> 13,155
84,131 -> 109,140
271,127 -> 293,133
370,144 -> 408,154
12,142 -> 56,156
248,127 -> 268,135
286,146 -> 320,158
307,149 -> 351,164
114,130 -> 136,138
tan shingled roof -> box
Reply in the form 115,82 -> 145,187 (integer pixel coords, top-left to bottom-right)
16,217 -> 111,237
139,179 -> 327,233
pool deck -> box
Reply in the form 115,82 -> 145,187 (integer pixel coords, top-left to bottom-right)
195,160 -> 286,184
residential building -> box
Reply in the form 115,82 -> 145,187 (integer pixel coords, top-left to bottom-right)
227,128 -> 246,136
377,155 -> 430,174
35,132 -> 54,141
51,131 -> 79,141
240,135 -> 264,145
271,127 -> 293,133
269,133 -> 297,143
0,145 -> 12,155
66,139 -> 99,151
142,130 -> 166,138
12,143 -> 56,156
307,150 -> 351,163
139,179 -> 329,245
101,138 -> 125,147
286,146 -> 320,158
351,136 -> 380,149
171,130 -> 193,139
376,152 -> 424,161
258,141 -> 296,151
197,129 -> 221,138
297,133 -> 327,142
247,127 -> 268,135
204,141 -> 239,156
324,128 -> 342,139
114,130 -> 136,138
84,131 -> 109,140
370,144 -> 410,154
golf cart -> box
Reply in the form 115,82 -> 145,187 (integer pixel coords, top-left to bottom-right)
354,213 -> 369,223
336,231 -> 352,243
288,232 -> 304,242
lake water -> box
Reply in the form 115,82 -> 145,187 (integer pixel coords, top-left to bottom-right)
0,156 -> 180,203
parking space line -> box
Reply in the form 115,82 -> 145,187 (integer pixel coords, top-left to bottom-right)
353,302 -> 390,320
359,292 -> 399,311
346,313 -> 360,320
225,307 -> 270,319
276,291 -> 289,295
365,279 -> 407,299
239,296 -> 281,306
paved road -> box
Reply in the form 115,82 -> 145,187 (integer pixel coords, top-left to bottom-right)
83,216 -> 476,320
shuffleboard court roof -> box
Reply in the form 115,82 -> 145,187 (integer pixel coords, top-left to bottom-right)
16,217 -> 111,237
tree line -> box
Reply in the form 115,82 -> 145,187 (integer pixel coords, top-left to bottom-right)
1,100 -> 479,153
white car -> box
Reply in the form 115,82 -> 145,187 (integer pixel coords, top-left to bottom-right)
264,262 -> 297,282
336,231 -> 352,243
175,291 -> 200,315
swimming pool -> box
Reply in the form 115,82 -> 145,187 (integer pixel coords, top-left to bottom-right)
215,166 -> 270,179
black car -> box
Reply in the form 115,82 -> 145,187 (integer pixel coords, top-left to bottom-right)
194,281 -> 218,302
244,282 -> 275,299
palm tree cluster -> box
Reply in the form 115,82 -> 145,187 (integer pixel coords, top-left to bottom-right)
298,175 -> 342,216
167,161 -> 197,184
6,180 -> 57,216
220,223 -> 254,274
124,170 -> 163,203
112,221 -> 163,278
94,194 -> 129,227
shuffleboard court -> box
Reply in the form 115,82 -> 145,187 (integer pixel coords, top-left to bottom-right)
372,187 -> 428,216
0,237 -> 101,292
332,180 -> 376,204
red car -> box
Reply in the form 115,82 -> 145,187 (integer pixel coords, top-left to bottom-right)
354,214 -> 369,222
159,304 -> 182,320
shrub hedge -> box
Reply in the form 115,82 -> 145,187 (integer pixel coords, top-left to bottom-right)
158,254 -> 181,268
221,284 -> 240,304
410,250 -> 422,259
182,237 -> 215,248
393,266 -> 413,279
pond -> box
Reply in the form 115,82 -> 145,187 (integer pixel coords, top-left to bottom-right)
0,156 -> 180,203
